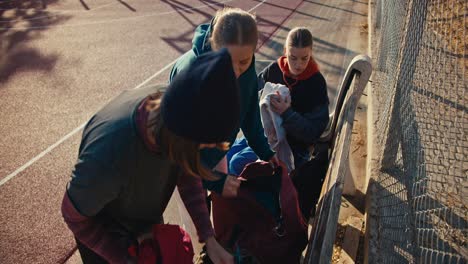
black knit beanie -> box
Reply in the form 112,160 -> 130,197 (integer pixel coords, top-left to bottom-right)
161,48 -> 240,143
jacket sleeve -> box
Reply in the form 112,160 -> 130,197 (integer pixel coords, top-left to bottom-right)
280,72 -> 330,143
177,172 -> 215,242
62,191 -> 135,264
63,156 -> 135,263
241,75 -> 275,161
199,148 -> 230,194
281,104 -> 329,144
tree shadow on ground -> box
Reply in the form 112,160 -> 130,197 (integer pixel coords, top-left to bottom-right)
0,0 -> 70,84
252,0 -> 331,21
79,0 -> 136,11
159,0 -> 221,54
304,0 -> 366,17
159,0 -> 294,56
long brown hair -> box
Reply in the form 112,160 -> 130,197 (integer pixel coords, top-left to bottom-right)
210,7 -> 258,50
147,95 -> 228,180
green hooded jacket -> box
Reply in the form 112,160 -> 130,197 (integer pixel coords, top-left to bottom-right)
169,23 -> 274,193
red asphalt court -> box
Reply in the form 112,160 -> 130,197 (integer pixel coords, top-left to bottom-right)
0,0 -> 304,263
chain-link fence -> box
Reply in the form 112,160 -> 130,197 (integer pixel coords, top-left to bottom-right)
368,0 -> 467,263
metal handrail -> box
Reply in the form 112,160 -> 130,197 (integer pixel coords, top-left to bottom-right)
304,54 -> 372,264
319,55 -> 373,154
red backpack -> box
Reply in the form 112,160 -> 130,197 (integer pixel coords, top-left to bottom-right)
211,162 -> 307,263
128,224 -> 194,264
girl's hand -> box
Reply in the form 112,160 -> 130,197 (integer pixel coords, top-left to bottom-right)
222,176 -> 244,198
270,91 -> 291,114
205,236 -> 234,264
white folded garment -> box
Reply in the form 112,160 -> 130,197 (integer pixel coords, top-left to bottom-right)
260,82 -> 295,172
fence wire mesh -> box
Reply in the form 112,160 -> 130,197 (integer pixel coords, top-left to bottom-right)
369,0 -> 467,263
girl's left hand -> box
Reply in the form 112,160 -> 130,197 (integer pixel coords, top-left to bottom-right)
270,91 -> 291,114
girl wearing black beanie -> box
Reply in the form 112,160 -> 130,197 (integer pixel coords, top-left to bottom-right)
61,49 -> 239,264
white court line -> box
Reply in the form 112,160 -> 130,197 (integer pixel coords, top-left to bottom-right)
249,0 -> 266,11
0,125 -> 87,186
0,0 -> 268,187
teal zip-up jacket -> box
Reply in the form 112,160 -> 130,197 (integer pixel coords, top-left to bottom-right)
169,23 -> 275,193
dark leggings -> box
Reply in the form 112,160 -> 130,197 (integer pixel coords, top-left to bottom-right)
290,146 -> 329,219
75,238 -> 108,264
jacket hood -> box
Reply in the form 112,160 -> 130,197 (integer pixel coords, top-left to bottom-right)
277,56 -> 319,82
192,21 -> 214,56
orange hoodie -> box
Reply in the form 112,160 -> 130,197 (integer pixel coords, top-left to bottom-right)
277,56 -> 319,88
